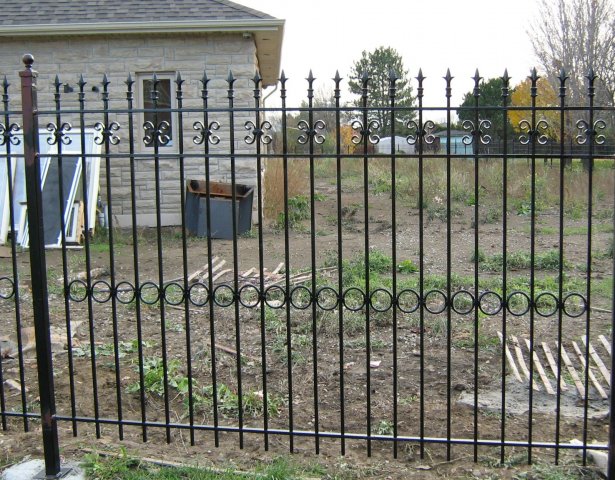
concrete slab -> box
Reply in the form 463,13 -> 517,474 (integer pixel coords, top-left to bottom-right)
2,459 -> 84,480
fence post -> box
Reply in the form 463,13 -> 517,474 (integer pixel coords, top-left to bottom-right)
20,54 -> 69,479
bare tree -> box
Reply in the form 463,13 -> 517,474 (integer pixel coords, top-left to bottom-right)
530,0 -> 615,168
530,0 -> 615,105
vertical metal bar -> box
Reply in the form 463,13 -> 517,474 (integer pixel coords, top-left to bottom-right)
149,74 -> 172,444
306,71 -> 320,454
2,75 -> 28,432
0,81 -> 7,432
20,53 -> 63,478
175,73 -> 194,446
199,72 -> 219,447
471,70 -> 481,462
609,127 -> 615,479
528,69 -> 539,465
0,78 -> 8,432
100,74 -> 123,440
360,72 -> 372,456
227,71 -> 244,448
417,70 -> 425,459
444,69 -> 453,461
252,72 -> 269,451
78,73 -> 100,438
555,69 -> 568,465
280,72 -> 294,452
125,74 -> 148,442
582,70 -> 597,465
500,71 -> 510,464
52,75 -> 78,437
0,298 -> 4,430
388,70 -> 398,459
333,71 -> 345,456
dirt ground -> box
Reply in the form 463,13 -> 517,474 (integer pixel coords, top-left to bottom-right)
0,165 -> 613,478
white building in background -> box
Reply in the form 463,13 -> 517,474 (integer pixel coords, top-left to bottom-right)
375,136 -> 415,154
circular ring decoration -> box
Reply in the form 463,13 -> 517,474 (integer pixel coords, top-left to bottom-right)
188,282 -> 209,307
562,293 -> 587,318
506,291 -> 531,317
91,280 -> 112,304
213,284 -> 235,308
115,281 -> 136,304
342,287 -> 366,312
264,285 -> 286,309
68,280 -> 88,302
451,290 -> 475,315
238,284 -> 260,308
534,292 -> 559,318
370,288 -> 393,313
424,290 -> 447,315
290,285 -> 312,310
139,281 -> 161,305
479,291 -> 503,316
163,282 -> 185,306
0,276 -> 15,300
396,289 -> 420,314
316,286 -> 339,311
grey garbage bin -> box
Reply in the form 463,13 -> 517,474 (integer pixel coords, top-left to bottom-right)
185,180 -> 254,239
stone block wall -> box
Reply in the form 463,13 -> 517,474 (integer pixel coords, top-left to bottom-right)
0,32 -> 263,227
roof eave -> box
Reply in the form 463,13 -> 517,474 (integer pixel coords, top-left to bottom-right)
253,24 -> 283,87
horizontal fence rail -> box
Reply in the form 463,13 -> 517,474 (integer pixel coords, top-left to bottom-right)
0,55 -> 614,477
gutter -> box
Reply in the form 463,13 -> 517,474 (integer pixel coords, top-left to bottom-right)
0,18 -> 285,37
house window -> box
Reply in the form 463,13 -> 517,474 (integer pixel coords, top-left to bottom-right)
138,73 -> 176,149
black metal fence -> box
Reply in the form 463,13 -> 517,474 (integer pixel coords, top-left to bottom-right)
0,55 -> 614,478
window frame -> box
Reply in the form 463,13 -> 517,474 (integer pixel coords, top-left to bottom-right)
135,72 -> 178,152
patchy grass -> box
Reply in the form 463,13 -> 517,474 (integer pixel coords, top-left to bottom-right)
83,451 -> 314,479
472,249 -> 565,272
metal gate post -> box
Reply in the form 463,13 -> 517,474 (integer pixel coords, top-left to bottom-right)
20,54 -> 70,479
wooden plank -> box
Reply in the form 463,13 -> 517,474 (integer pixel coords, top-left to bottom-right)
558,342 -> 586,399
511,335 -> 540,391
187,258 -> 214,284
582,336 -> 611,387
210,258 -> 225,272
211,268 -> 231,283
272,262 -> 284,275
541,342 -> 568,391
524,338 -> 555,394
240,267 -> 256,278
572,341 -> 608,399
599,335 -> 612,356
498,332 -> 523,382
201,259 -> 225,283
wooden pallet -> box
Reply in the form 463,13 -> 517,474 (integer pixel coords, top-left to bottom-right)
185,257 -> 336,289
498,332 -> 611,399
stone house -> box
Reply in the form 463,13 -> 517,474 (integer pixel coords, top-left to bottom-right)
0,0 -> 284,228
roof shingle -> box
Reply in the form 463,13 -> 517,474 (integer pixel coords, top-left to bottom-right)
1,0 -> 275,26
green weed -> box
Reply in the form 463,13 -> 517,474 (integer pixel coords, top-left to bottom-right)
192,383 -> 281,419
127,357 -> 189,397
397,259 -> 418,274
373,419 -> 394,436
275,193 -> 325,230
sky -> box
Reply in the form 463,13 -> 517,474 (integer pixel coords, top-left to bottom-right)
236,0 -> 540,115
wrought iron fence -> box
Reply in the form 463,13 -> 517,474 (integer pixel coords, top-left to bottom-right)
0,54 -> 614,478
